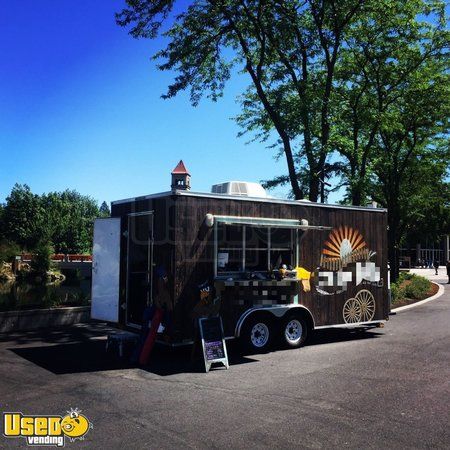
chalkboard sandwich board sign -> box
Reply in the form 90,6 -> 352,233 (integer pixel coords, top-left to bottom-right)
199,316 -> 229,372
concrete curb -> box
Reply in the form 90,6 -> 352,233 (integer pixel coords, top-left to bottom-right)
391,282 -> 445,313
0,306 -> 90,333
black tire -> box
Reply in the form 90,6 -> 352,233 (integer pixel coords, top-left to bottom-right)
280,315 -> 308,349
240,315 -> 273,353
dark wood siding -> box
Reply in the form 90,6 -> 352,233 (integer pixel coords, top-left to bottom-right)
111,196 -> 176,328
173,195 -> 389,337
112,193 -> 388,341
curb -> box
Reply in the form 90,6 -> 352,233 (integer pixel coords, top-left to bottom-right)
0,306 -> 90,333
391,282 -> 445,313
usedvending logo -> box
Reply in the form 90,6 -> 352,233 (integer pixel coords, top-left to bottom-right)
3,408 -> 92,447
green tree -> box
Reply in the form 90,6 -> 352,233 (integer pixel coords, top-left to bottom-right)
41,190 -> 101,254
370,110 -> 449,280
322,0 -> 449,279
117,0 -> 369,201
0,240 -> 21,264
1,184 -> 45,250
0,203 -> 4,234
331,0 -> 448,208
99,201 -> 110,217
30,240 -> 54,276
400,151 -> 450,249
117,0 -> 449,280
2,185 -> 104,254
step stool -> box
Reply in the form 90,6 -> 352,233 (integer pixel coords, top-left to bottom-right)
106,331 -> 139,358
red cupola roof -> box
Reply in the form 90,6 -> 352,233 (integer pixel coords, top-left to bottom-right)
171,160 -> 190,175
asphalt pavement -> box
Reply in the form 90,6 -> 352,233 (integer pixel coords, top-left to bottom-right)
0,270 -> 449,449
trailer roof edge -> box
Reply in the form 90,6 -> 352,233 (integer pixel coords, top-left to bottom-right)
111,191 -> 173,205
111,190 -> 387,212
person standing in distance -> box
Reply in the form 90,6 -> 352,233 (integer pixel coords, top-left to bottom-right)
433,259 -> 440,275
446,260 -> 450,284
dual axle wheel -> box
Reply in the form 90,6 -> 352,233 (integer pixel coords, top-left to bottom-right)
241,314 -> 308,352
241,290 -> 377,351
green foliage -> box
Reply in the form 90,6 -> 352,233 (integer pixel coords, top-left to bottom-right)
30,241 -> 54,276
391,273 -> 431,303
117,0 -> 373,201
0,203 -> 4,235
1,184 -> 44,250
40,189 -> 101,253
391,282 -> 406,304
99,201 -> 110,217
1,184 -> 105,254
0,281 -> 90,312
404,276 -> 431,300
117,0 -> 449,279
337,4 -> 448,203
398,272 -> 415,282
0,240 -> 21,263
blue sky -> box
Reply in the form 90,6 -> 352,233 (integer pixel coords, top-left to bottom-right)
0,0 -> 336,206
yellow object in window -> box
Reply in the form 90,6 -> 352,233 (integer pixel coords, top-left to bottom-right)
295,266 -> 312,293
295,266 -> 311,280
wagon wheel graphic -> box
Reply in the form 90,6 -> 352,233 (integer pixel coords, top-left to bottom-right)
355,289 -> 376,322
343,297 -> 362,324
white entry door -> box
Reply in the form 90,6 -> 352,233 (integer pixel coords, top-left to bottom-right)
91,218 -> 121,322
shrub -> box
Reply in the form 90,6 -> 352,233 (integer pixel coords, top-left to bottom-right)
398,272 -> 415,282
391,282 -> 406,304
404,276 -> 431,300
0,240 -> 21,263
30,241 -> 54,276
0,263 -> 14,281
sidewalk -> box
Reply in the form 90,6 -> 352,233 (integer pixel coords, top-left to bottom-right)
409,267 -> 449,285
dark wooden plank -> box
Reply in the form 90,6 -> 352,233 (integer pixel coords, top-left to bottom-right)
113,194 -> 388,340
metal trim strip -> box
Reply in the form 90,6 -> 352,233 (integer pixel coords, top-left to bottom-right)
314,320 -> 386,329
111,190 -> 387,213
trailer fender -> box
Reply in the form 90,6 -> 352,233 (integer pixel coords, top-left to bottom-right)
235,305 -> 315,338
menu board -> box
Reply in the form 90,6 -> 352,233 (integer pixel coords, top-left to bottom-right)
199,317 -> 229,372
205,339 -> 225,360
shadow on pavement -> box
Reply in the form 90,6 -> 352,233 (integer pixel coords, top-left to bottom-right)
11,340 -> 134,374
308,327 -> 383,346
0,322 -> 112,345
7,326 -> 382,376
9,340 -> 256,376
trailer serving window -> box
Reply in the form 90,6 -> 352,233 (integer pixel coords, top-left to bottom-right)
217,224 -> 243,272
215,218 -> 299,275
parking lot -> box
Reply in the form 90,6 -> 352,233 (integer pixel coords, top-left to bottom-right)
1,282 -> 449,449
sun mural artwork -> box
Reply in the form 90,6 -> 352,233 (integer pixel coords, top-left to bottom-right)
316,227 -> 381,293
320,226 -> 375,271
315,226 -> 381,323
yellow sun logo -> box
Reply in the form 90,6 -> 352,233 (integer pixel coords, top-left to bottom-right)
323,226 -> 367,259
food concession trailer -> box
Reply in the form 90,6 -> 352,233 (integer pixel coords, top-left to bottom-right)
92,162 -> 389,351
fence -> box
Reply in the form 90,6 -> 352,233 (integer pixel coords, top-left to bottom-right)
21,254 -> 92,263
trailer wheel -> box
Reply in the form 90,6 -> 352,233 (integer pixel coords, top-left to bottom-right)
241,315 -> 273,352
281,315 -> 307,349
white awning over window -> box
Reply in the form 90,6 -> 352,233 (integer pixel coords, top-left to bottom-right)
212,215 -> 331,230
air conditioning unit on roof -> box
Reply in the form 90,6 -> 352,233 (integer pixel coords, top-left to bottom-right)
211,181 -> 267,198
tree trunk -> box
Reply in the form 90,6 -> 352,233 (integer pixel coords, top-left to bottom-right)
352,180 -> 363,206
308,177 -> 320,202
388,212 -> 400,282
282,137 -> 303,200
352,191 -> 361,206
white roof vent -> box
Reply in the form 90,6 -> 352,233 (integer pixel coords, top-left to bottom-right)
211,181 -> 267,198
